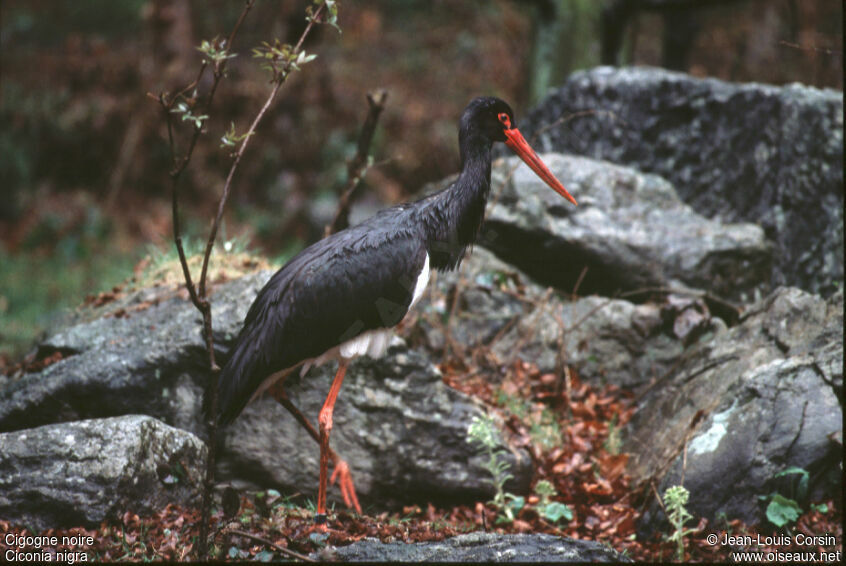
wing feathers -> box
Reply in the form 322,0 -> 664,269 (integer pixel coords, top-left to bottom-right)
211,220 -> 427,426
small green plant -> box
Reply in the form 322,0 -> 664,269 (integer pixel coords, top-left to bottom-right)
604,414 -> 622,454
534,479 -> 573,523
494,390 -> 529,420
529,407 -> 562,450
760,466 -> 828,528
663,485 -> 697,561
467,412 -> 521,522
775,466 -> 809,500
714,511 -> 734,536
811,502 -> 830,513
494,390 -> 561,451
764,493 -> 802,528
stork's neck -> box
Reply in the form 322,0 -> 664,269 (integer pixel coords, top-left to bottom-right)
420,131 -> 493,271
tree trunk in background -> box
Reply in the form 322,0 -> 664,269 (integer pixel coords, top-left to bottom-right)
527,0 -> 601,105
149,0 -> 196,82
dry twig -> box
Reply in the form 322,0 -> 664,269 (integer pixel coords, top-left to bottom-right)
156,1 -> 333,559
326,89 -> 389,236
224,528 -> 315,563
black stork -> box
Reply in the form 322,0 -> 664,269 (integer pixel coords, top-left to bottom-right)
210,96 -> 577,525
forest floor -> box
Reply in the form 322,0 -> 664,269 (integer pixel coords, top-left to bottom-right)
1,2 -> 842,562
0,357 -> 840,562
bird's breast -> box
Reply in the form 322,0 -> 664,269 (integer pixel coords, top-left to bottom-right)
299,253 -> 430,376
409,252 -> 431,309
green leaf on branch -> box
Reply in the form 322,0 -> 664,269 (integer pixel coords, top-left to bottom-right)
197,37 -> 237,64
170,101 -> 208,130
220,122 -> 254,149
251,40 -> 316,79
296,50 -> 318,67
307,0 -> 342,33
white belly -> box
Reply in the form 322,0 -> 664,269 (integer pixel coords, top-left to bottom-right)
300,252 -> 430,375
250,254 -> 431,401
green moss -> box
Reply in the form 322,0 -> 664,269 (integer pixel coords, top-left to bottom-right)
0,225 -> 141,359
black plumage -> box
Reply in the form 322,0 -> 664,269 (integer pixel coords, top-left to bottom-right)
206,96 -> 576,520
214,97 -> 514,426
216,218 -> 427,425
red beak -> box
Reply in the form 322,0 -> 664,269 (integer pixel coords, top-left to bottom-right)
504,128 -> 577,206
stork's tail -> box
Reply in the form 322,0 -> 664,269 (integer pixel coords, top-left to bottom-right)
203,332 -> 264,428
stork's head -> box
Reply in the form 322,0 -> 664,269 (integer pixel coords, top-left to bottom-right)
462,96 -> 577,206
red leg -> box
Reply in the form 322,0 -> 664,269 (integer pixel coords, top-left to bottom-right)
329,459 -> 361,514
267,379 -> 361,514
317,360 -> 349,523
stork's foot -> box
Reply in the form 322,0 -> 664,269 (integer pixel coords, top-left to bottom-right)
330,459 -> 362,514
306,521 -> 329,536
311,513 -> 329,532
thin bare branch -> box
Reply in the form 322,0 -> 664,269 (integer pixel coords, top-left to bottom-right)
570,265 -> 588,299
163,0 -> 257,321
529,108 -> 629,144
198,78 -> 282,298
155,3 -> 336,559
778,39 -> 841,56
198,1 -> 328,297
326,89 -> 389,236
224,528 -> 316,562
157,2 -> 258,560
441,267 -> 469,365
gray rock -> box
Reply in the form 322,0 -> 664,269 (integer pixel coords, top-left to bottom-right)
217,344 -> 533,507
628,288 -> 843,530
514,67 -> 843,296
0,272 -> 269,435
482,153 -> 772,304
0,415 -> 206,530
494,295 -> 701,390
0,270 -> 532,511
413,248 -> 537,356
416,248 -> 715,391
313,532 -> 630,562
417,249 -> 738,405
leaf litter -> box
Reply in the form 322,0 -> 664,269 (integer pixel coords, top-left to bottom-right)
1,356 -> 839,561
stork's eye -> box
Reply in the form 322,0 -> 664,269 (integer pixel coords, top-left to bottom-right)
497,112 -> 512,129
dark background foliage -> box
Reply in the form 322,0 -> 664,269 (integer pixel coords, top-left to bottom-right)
0,0 -> 842,358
